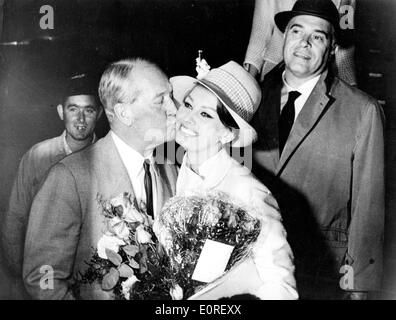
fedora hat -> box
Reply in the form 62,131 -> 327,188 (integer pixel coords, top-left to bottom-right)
275,0 -> 340,36
171,61 -> 261,147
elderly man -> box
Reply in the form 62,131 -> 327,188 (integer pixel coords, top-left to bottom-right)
23,58 -> 178,299
251,0 -> 384,299
1,74 -> 102,298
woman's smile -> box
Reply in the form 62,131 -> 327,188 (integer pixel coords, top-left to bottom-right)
178,124 -> 198,137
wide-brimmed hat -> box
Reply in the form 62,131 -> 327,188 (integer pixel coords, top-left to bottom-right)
171,61 -> 261,147
275,0 -> 340,37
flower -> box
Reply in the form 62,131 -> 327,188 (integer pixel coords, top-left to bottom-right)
108,217 -> 130,240
201,201 -> 222,226
97,234 -> 125,259
110,193 -> 129,217
135,225 -> 152,244
123,206 -> 145,224
121,275 -> 140,300
158,229 -> 173,251
170,284 -> 183,300
196,58 -> 211,80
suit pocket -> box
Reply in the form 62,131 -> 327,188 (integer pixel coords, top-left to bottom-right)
317,228 -> 349,278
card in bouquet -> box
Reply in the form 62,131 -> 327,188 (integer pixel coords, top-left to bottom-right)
188,257 -> 262,300
191,239 -> 234,283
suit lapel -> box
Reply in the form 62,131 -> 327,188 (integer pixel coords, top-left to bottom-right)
276,70 -> 334,175
97,133 -> 136,201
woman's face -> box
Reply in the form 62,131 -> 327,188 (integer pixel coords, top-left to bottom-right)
175,85 -> 232,157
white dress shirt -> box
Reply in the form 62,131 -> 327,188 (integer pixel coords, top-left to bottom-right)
281,72 -> 321,121
111,131 -> 158,216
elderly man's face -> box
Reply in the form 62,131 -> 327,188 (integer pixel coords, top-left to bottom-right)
128,68 -> 177,145
58,94 -> 101,142
283,15 -> 335,82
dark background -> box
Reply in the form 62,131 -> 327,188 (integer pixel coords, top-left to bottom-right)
0,0 -> 395,299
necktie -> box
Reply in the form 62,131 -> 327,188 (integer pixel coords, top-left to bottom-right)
143,159 -> 154,219
279,91 -> 301,154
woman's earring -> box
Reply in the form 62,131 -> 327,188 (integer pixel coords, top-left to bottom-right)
220,130 -> 235,145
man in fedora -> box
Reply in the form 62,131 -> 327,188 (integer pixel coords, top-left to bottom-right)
251,0 -> 384,299
244,0 -> 357,85
1,73 -> 102,299
23,58 -> 178,299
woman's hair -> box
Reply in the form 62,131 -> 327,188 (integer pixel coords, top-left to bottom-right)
216,99 -> 239,130
185,84 -> 240,130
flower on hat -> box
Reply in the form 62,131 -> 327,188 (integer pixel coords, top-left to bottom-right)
196,58 -> 211,80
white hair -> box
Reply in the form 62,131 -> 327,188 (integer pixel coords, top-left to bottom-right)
98,58 -> 160,113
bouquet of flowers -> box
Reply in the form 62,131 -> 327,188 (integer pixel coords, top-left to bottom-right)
73,191 -> 264,300
72,192 -> 180,300
153,191 -> 262,299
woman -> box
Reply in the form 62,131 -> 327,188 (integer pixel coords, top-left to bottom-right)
169,61 -> 298,300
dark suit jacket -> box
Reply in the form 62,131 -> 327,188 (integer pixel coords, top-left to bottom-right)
23,133 -> 178,299
251,63 -> 385,292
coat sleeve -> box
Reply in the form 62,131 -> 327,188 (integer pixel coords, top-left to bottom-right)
2,152 -> 36,277
23,163 -> 82,300
348,100 -> 385,291
248,188 -> 298,299
244,0 -> 277,71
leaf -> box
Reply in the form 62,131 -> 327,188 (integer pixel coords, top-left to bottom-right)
101,267 -> 119,291
123,245 -> 140,257
105,248 -> 122,266
129,258 -> 140,269
119,263 -> 134,278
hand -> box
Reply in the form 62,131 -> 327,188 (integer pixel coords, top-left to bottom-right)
245,63 -> 259,79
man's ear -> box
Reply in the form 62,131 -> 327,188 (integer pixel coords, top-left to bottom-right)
331,43 -> 338,57
114,103 -> 133,126
96,106 -> 104,121
57,104 -> 64,121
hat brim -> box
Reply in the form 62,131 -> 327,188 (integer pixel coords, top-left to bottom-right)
171,76 -> 257,148
275,11 -> 340,36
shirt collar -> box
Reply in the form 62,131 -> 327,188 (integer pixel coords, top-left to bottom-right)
62,130 -> 97,156
110,130 -> 153,177
182,148 -> 232,187
282,71 -> 321,98
62,131 -> 73,155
